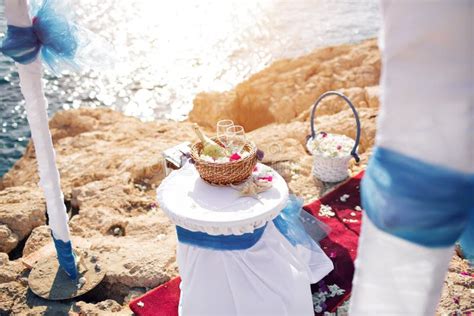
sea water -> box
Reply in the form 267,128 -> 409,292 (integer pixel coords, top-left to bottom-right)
0,0 -> 380,176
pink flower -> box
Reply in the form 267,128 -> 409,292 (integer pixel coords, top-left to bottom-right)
230,153 -> 241,161
337,145 -> 342,150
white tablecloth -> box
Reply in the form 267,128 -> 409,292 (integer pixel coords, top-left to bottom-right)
157,163 -> 333,315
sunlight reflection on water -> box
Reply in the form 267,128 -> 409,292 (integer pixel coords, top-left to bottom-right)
0,0 -> 380,175
67,0 -> 380,121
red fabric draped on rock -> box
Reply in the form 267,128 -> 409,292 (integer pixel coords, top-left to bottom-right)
129,172 -> 364,316
129,276 -> 181,316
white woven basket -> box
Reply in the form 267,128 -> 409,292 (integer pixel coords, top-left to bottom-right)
306,91 -> 361,183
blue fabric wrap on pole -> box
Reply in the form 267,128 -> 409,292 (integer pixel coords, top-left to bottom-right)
362,146 -> 474,248
0,25 -> 41,64
176,195 -> 329,251
51,234 -> 77,279
0,0 -> 79,74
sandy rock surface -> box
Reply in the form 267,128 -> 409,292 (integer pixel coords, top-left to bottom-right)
190,39 -> 380,131
0,39 -> 470,315
1,108 -> 193,314
438,253 -> 474,314
0,186 -> 46,253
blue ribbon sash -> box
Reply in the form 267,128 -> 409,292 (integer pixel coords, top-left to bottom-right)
0,25 -> 42,64
176,195 -> 329,251
362,146 -> 474,248
176,225 -> 267,251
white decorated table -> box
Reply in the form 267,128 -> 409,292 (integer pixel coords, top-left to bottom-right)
157,163 -> 333,316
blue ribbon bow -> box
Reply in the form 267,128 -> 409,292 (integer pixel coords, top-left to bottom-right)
274,195 -> 330,251
0,0 -> 79,74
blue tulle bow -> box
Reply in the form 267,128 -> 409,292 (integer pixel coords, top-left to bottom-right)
0,0 -> 80,74
274,195 -> 330,251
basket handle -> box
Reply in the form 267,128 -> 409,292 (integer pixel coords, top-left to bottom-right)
309,91 -> 361,162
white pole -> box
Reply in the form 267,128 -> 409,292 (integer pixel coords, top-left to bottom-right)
4,0 -> 77,278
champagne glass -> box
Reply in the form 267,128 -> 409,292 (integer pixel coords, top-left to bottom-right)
216,120 -> 234,151
226,125 -> 246,154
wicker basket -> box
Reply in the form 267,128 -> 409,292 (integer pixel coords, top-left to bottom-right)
306,91 -> 361,183
191,138 -> 258,186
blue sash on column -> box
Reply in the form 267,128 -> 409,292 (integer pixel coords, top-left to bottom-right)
176,195 -> 329,251
176,225 -> 267,250
362,146 -> 474,248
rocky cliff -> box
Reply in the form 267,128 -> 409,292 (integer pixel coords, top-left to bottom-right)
0,39 -> 470,315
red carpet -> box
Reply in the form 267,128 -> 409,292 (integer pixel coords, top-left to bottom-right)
129,172 -> 364,316
305,171 -> 364,314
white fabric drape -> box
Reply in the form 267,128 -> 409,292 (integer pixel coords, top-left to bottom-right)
177,221 -> 333,316
158,164 -> 334,315
5,0 -> 71,243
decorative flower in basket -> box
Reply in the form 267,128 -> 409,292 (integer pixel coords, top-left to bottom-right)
306,91 -> 361,183
191,124 -> 258,186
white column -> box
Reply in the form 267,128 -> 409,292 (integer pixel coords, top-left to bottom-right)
350,215 -> 453,315
5,0 -> 72,243
350,1 -> 472,314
